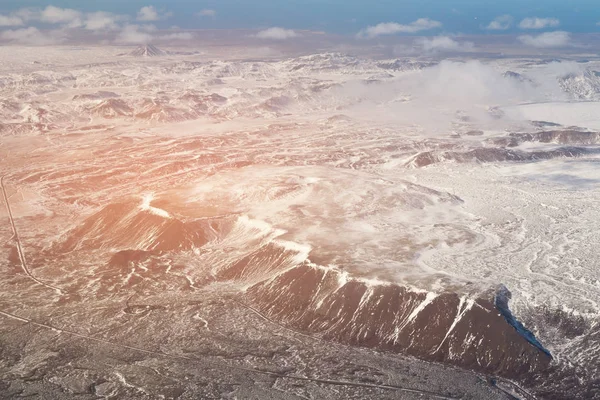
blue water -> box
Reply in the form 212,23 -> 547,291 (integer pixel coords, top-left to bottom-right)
1,0 -> 600,34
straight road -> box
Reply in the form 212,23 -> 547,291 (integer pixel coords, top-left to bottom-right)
1,175 -> 62,293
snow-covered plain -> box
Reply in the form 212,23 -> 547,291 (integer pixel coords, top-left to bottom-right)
504,101 -> 600,130
1,45 -> 599,398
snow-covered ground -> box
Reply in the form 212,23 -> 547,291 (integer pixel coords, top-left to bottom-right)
1,45 -> 599,397
504,101 -> 600,130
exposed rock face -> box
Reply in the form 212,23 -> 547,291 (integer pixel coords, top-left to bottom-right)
406,146 -> 595,168
558,69 -> 600,100
503,70 -> 533,83
213,248 -> 553,379
376,59 -> 437,72
404,129 -> 600,169
488,130 -> 600,147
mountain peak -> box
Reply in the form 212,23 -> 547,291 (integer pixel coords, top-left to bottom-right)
129,44 -> 166,57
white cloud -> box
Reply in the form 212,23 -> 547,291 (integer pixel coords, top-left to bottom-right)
485,15 -> 513,30
0,14 -> 24,27
0,5 -> 193,44
0,26 -> 64,45
84,11 -> 126,31
116,24 -> 155,44
419,61 -> 534,103
357,19 -> 442,38
1,7 -> 128,31
13,8 -> 38,22
40,6 -> 82,26
1,6 -> 84,28
0,5 -> 194,44
519,17 -> 560,30
518,31 -> 571,48
197,9 -> 216,18
115,23 -> 192,44
394,36 -> 475,55
256,27 -> 298,40
160,32 -> 194,40
330,60 -> 540,135
137,6 -> 159,21
137,6 -> 171,22
418,36 -> 474,52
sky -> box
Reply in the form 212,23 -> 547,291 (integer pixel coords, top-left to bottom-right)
0,1 -> 599,46
1,0 -> 600,33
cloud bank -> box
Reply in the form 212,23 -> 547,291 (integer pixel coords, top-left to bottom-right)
0,14 -> 24,27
